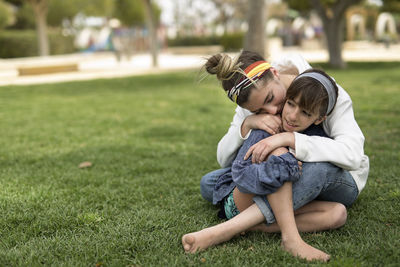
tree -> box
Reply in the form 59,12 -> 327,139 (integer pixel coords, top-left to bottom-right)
114,0 -> 146,26
47,0 -> 114,27
244,0 -> 266,57
6,0 -> 50,56
288,0 -> 362,68
211,0 -> 248,33
310,0 -> 362,68
142,0 -> 158,67
27,0 -> 49,56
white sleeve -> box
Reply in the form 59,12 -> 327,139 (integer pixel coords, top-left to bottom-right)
294,86 -> 365,170
217,106 -> 252,167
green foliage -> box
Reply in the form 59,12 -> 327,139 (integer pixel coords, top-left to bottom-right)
285,0 -> 310,12
0,0 -> 12,29
167,32 -> 244,52
47,0 -> 80,27
7,2 -> 35,29
220,32 -> 245,51
167,35 -> 221,47
80,0 -> 114,17
0,30 -> 76,58
47,0 -> 118,27
0,63 -> 398,265
7,0 -> 161,29
3,0 -> 23,6
381,0 -> 400,13
113,0 -> 148,26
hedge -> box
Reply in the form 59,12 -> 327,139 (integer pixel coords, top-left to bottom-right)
219,32 -> 245,51
167,32 -> 245,52
0,30 -> 76,58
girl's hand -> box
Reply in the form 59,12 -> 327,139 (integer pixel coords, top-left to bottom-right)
244,132 -> 294,163
241,114 -> 282,137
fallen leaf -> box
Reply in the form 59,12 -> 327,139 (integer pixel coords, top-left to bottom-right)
200,258 -> 206,263
79,161 -> 92,168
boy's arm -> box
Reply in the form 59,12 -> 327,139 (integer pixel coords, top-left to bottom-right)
231,130 -> 300,195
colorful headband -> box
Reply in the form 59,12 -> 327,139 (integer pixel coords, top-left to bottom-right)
295,72 -> 337,115
227,61 -> 271,103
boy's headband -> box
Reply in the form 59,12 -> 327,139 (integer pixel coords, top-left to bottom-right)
295,72 -> 337,115
227,61 -> 271,103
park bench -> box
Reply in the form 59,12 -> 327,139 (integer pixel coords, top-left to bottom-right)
18,63 -> 78,76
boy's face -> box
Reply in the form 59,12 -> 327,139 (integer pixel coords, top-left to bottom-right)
281,95 -> 325,132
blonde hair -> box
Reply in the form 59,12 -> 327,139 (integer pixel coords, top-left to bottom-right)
205,53 -> 243,81
204,51 -> 274,105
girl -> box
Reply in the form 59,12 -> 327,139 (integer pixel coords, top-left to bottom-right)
199,51 -> 368,235
183,68 -> 339,261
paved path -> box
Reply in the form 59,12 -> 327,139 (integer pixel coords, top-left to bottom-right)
1,42 -> 399,87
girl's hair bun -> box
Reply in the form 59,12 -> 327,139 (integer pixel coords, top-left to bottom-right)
205,53 -> 242,81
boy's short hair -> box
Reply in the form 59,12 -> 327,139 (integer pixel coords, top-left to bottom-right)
286,69 -> 338,117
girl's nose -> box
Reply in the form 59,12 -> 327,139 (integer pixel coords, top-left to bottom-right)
263,105 -> 279,115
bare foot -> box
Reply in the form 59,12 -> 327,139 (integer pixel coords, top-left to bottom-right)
182,231 -> 213,253
182,226 -> 235,253
282,238 -> 330,262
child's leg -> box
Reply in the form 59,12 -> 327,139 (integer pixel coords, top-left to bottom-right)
183,185 -> 330,261
251,200 -> 347,233
263,182 -> 330,261
182,203 -> 265,253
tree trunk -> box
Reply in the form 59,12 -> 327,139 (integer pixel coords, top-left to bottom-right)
244,0 -> 266,58
324,16 -> 346,68
143,0 -> 158,67
310,0 -> 361,69
29,0 -> 49,57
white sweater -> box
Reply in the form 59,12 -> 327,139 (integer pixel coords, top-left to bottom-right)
216,54 -> 369,193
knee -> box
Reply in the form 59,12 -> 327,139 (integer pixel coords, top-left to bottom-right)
330,203 -> 347,229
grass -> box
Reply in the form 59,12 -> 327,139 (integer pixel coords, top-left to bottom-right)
0,61 -> 399,266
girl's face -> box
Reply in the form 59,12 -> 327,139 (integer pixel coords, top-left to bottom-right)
281,95 -> 325,132
241,77 -> 287,115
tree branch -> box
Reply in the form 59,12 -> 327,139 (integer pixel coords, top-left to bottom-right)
310,0 -> 328,21
333,0 -> 362,18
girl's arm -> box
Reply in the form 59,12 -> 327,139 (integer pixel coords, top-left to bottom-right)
217,106 -> 250,168
217,106 -> 281,167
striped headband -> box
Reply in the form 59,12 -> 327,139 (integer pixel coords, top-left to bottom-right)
227,61 -> 272,103
295,72 -> 337,115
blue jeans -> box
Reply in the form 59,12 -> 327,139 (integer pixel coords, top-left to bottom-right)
200,162 -> 358,224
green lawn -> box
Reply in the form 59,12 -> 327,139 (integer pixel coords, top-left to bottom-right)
0,62 -> 399,266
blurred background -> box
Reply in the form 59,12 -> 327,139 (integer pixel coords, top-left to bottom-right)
0,0 -> 399,85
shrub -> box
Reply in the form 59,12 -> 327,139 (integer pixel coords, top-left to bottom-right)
167,32 -> 244,52
167,35 -> 220,47
0,30 -> 76,58
220,32 -> 244,52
